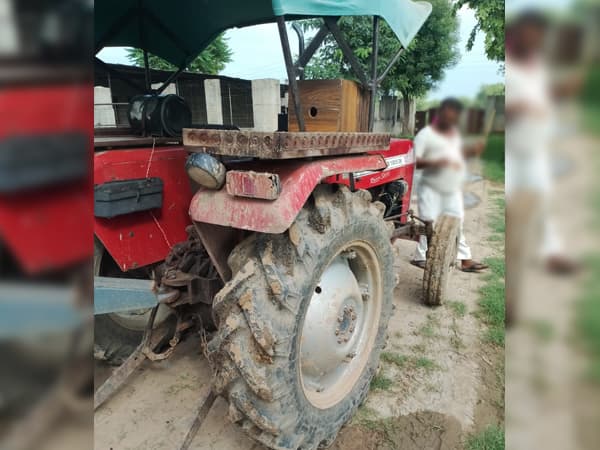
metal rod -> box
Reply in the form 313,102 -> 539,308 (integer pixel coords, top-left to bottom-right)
368,16 -> 380,132
377,47 -> 405,84
277,16 -> 305,132
155,64 -> 187,94
143,48 -> 151,91
324,18 -> 370,88
135,1 -> 151,92
291,23 -> 305,80
293,20 -> 334,76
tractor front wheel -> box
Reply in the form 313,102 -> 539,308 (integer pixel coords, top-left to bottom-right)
422,214 -> 460,306
206,185 -> 395,450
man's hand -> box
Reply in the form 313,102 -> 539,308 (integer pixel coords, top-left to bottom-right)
464,140 -> 486,158
417,158 -> 461,170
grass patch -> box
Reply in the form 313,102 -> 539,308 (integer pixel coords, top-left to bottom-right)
488,197 -> 506,237
415,357 -> 438,371
466,425 -> 505,450
381,352 -> 409,368
478,279 -> 505,345
481,134 -> 505,184
448,300 -> 467,317
419,321 -> 437,338
484,257 -> 505,279
575,255 -> 600,383
370,374 -> 394,391
477,195 -> 506,346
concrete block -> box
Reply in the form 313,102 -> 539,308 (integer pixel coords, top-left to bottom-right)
204,79 -> 223,125
252,79 -> 280,132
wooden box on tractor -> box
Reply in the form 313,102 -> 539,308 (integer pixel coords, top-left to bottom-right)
288,79 -> 370,132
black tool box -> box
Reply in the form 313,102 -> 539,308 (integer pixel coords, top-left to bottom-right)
94,178 -> 163,218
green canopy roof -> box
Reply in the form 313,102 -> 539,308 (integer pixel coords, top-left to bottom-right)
95,0 -> 432,68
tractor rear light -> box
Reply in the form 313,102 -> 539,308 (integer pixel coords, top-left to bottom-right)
185,153 -> 226,190
226,170 -> 281,200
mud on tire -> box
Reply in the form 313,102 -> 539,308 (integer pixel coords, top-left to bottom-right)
422,214 -> 460,307
206,185 -> 395,450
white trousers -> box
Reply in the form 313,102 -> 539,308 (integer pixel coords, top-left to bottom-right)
506,150 -> 562,257
413,183 -> 472,262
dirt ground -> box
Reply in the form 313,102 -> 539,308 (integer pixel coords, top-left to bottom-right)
94,175 -> 505,450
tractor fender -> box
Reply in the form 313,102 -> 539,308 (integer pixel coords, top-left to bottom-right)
189,154 -> 387,234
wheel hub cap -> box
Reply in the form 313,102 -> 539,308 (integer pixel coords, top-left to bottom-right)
299,243 -> 382,409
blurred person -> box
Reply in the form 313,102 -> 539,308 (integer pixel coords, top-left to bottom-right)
410,98 -> 489,272
505,10 -> 580,276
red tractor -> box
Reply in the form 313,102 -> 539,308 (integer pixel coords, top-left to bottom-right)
94,1 -> 460,448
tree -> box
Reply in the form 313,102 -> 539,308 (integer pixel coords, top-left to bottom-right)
454,0 -> 505,62
126,35 -> 232,74
474,82 -> 504,107
301,0 -> 460,134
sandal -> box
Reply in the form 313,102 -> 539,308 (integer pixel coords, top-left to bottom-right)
410,260 -> 426,269
460,261 -> 489,273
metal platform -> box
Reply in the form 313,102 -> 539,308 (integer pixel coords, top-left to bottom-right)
183,129 -> 391,159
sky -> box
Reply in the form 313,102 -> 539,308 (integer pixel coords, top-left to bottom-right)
97,5 -> 505,101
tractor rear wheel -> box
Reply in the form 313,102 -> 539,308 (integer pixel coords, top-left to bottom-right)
422,214 -> 460,306
206,185 -> 395,450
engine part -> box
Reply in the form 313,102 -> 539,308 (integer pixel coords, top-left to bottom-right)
377,179 -> 409,218
128,94 -> 191,137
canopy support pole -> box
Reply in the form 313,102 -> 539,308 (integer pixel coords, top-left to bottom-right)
324,18 -> 370,89
293,20 -> 333,76
277,17 -> 305,132
143,49 -> 151,92
155,64 -> 187,95
368,16 -> 380,132
377,47 -> 405,84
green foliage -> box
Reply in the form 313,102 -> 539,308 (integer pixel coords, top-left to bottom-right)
301,0 -> 459,100
466,425 -> 505,450
126,35 -> 232,74
454,0 -> 505,62
475,82 -> 505,106
481,134 -> 505,184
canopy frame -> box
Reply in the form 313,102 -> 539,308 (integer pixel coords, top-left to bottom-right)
279,16 -> 406,132
96,13 -> 409,130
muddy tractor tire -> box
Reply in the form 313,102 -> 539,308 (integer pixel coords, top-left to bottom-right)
93,239 -> 173,365
422,214 -> 460,307
206,185 -> 395,450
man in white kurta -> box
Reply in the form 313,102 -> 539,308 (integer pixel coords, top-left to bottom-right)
411,98 -> 487,272
505,11 -> 580,275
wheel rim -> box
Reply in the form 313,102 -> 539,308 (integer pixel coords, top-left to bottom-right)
299,241 -> 383,410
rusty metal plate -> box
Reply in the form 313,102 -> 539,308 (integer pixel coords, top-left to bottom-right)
226,170 -> 281,200
183,129 -> 391,159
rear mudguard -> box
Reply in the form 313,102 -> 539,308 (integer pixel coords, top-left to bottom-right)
189,149 -> 408,234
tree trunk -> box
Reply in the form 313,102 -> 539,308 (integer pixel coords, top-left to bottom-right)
400,96 -> 416,136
